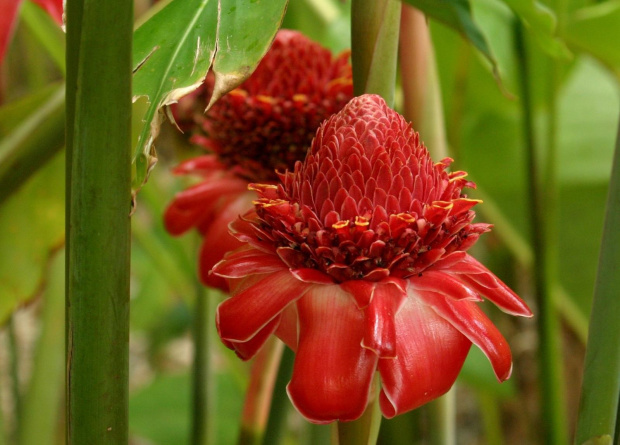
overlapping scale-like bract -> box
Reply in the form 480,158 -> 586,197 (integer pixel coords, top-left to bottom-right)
176,29 -> 353,183
249,95 -> 489,282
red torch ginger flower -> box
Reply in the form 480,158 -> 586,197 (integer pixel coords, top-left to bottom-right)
164,30 -> 353,291
212,94 -> 532,423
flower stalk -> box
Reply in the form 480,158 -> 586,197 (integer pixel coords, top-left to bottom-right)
514,21 -> 567,444
65,0 -> 133,442
191,285 -> 217,445
575,114 -> 620,445
351,0 -> 401,105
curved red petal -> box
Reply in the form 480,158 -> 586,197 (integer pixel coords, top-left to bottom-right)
411,270 -> 481,301
198,199 -> 254,291
289,268 -> 334,284
340,280 -> 375,308
287,285 -> 378,423
454,255 -> 532,317
213,247 -> 286,278
172,154 -> 223,176
223,316 -> 281,361
362,282 -> 407,358
275,304 -> 299,352
378,296 -> 471,418
217,270 -> 311,342
418,289 -> 514,381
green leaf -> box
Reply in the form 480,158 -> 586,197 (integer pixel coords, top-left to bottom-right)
564,1 -> 620,80
500,0 -> 571,59
0,151 -> 64,324
131,0 -> 288,191
0,85 -> 65,205
401,0 -> 499,75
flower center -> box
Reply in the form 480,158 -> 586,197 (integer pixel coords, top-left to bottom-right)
247,95 -> 490,283
203,31 -> 353,183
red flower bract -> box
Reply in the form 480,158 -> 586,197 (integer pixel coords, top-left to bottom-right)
164,30 -> 353,291
213,94 -> 532,423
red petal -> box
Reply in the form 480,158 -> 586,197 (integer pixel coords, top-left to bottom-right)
362,282 -> 407,358
411,270 -> 481,301
454,255 -> 532,317
287,285 -> 378,423
418,290 -> 514,381
378,295 -> 471,418
172,155 -> 223,176
340,280 -> 375,308
0,0 -> 22,65
223,316 -> 281,361
213,247 -> 285,278
290,268 -> 334,284
217,271 -> 311,342
32,0 -> 63,24
198,193 -> 254,289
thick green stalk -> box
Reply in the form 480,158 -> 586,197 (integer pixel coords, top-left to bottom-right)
19,249 -> 65,445
399,4 -> 448,159
351,0 -> 401,105
336,376 -> 382,445
514,22 -> 567,445
238,338 -> 284,445
261,347 -> 295,445
574,116 -> 620,445
8,317 -> 21,442
426,388 -> 455,445
65,0 -> 133,443
191,285 -> 217,445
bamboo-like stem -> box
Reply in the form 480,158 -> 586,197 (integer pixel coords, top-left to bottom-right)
238,338 -> 284,445
351,0 -> 401,105
191,285 -> 217,445
19,249 -> 65,445
399,4 -> 448,159
65,0 -> 133,443
426,387 -> 455,445
7,316 -> 21,442
477,392 -> 503,445
574,115 -> 620,444
336,376 -> 382,445
514,22 -> 567,445
261,346 -> 295,445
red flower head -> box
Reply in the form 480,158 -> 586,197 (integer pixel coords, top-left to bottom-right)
212,94 -> 532,423
164,30 -> 353,291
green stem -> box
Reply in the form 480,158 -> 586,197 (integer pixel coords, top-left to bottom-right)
399,4 -> 448,159
65,0 -> 133,443
191,285 -> 218,445
335,376 -> 382,445
426,388 -> 455,445
514,21 -> 567,445
8,316 -> 21,442
351,0 -> 401,105
19,249 -> 65,445
477,392 -> 503,445
574,115 -> 620,445
261,346 -> 295,445
238,338 -> 284,445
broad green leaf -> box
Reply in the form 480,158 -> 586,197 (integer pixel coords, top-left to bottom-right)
564,1 -> 620,80
501,0 -> 571,58
129,371 -> 244,445
132,0 -> 288,191
402,0 -> 499,76
0,150 -> 64,324
0,84 -> 65,204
